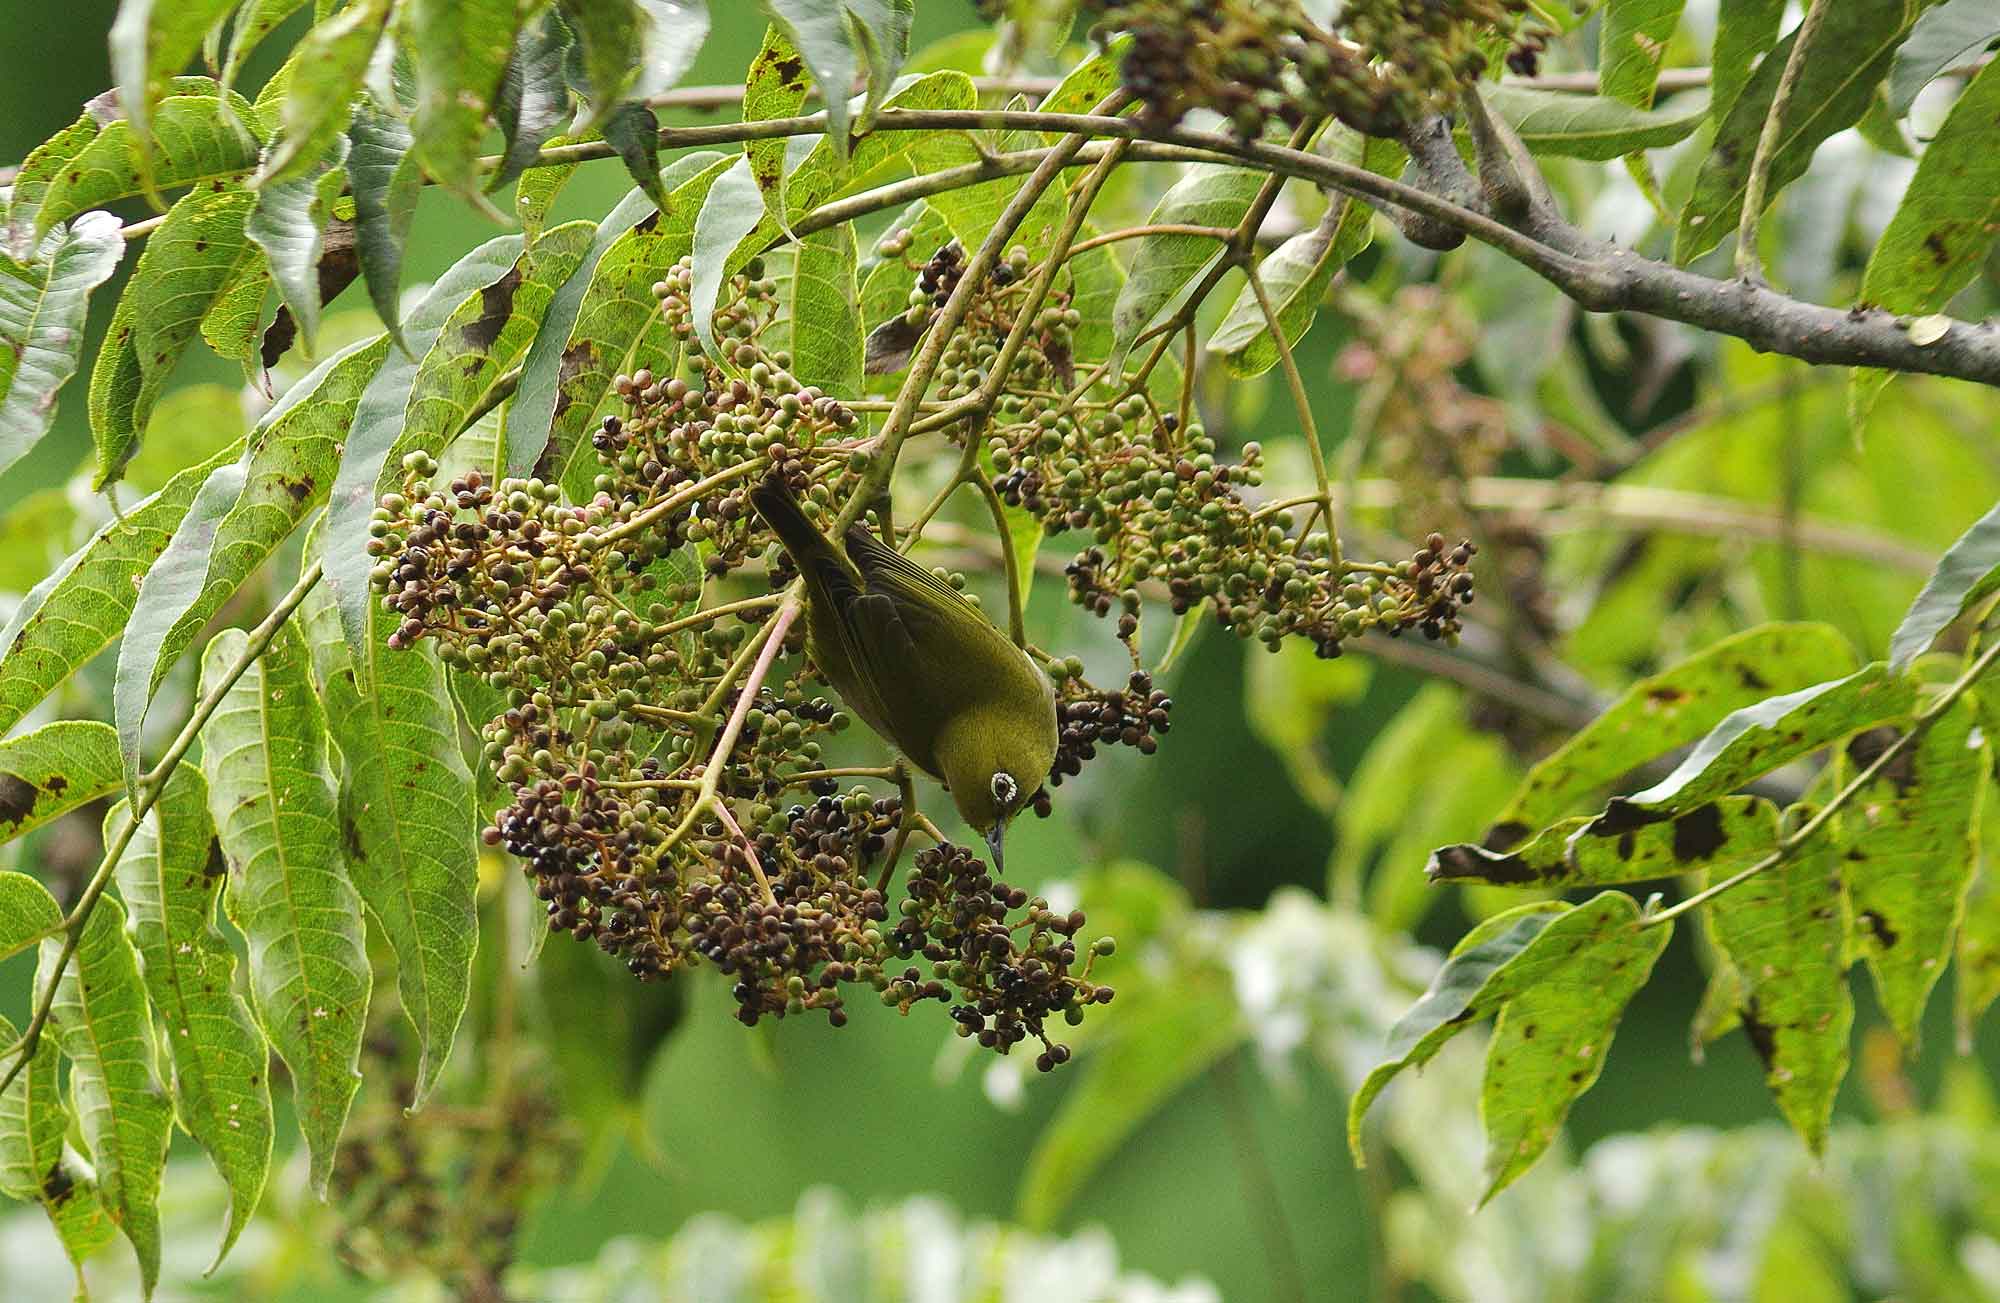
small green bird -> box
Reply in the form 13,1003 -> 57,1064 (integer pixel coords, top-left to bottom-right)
751,475 -> 1057,871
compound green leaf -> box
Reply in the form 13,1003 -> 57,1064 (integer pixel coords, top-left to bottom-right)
0,438 -> 245,738
322,234 -> 529,656
1600,0 -> 1687,108
405,0 -> 522,198
40,894 -> 172,1295
108,768 -> 271,1268
1206,203 -> 1340,380
0,212 -> 127,484
1479,84 -> 1710,160
200,621 -> 368,1197
785,224 -> 862,395
0,720 -> 123,848
1845,701 -> 1983,1049
109,0 -> 241,191
1710,0 -> 1785,122
116,334 -> 389,797
247,135 -> 349,359
0,1004 -> 117,1276
222,0 -> 312,91
1432,796 -> 1780,889
347,102 -> 424,353
1704,825 -> 1850,1153
88,184 -> 259,489
303,577 -> 477,1108
1676,0 -> 1918,264
764,0 -> 912,150
491,10 -> 574,193
1957,864 -> 2000,1052
1479,895 -> 1670,1202
1887,0 -> 2000,115
1489,623 -> 1857,842
1110,165 -> 1260,370
1889,500 -> 2000,671
1609,663 -> 1920,816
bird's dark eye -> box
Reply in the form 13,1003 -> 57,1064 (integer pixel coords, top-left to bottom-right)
990,772 -> 1019,808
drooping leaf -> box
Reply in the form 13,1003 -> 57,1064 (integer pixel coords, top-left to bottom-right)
40,894 -> 172,1295
1675,0 -> 1918,264
509,154 -> 731,486
1888,500 -> 2000,671
1349,898 -> 1604,1160
1704,825 -> 1851,1153
347,103 -> 424,353
0,212 -> 126,484
1599,0 -> 1688,108
0,1002 -> 117,1275
1887,0 -> 2000,115
605,102 -> 672,211
1607,663 -> 1921,816
743,23 -> 813,219
1957,864 -> 2000,1052
0,871 -> 60,957
1432,796 -> 1780,889
200,621 -> 369,1197
0,720 -> 123,847
88,184 -> 260,488
1852,61 -> 2000,431
491,9 -> 574,194
785,224 -> 862,395
110,0 -> 243,194
1206,203 -> 1341,380
108,768 -> 272,1267
247,134 -> 349,359
1015,971 -> 1242,1230
4,112 -> 107,259
1479,896 -> 1670,1202
764,0 -> 912,151
1845,702 -> 1983,1049
201,249 -> 272,374
23,84 -> 266,244
322,235 -> 529,655
1110,166 -> 1262,370
302,576 -> 478,1108
0,438 -> 245,738
630,0 -> 711,101
559,0 -> 642,114
115,334 -> 389,797
1710,0 -> 1785,122
222,0 -> 312,91
1478,85 -> 1710,160
405,0 -> 522,197
1489,623 -> 1858,843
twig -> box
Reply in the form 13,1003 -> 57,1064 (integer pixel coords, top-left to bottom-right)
0,561 -> 326,1094
970,467 -> 1027,648
877,760 -> 922,896
1244,259 -> 1340,568
1644,637 -> 2000,929
1736,0 -> 1830,282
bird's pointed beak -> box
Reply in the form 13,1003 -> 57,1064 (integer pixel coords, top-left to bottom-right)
984,821 -> 1006,876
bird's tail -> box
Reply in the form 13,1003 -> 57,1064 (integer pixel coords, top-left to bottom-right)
751,474 -> 850,580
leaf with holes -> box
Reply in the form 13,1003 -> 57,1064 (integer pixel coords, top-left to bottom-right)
247,135 -> 348,359
0,1002 -> 117,1274
1888,0 -> 2000,114
22,83 -> 267,244
303,576 -> 477,1108
201,621 -> 369,1197
1845,701 -> 1983,1049
1675,0 -> 1918,264
1489,623 -> 1857,843
108,767 -> 271,1269
0,720 -> 122,847
116,334 -> 388,797
88,184 -> 259,488
0,212 -> 125,484
322,234 -> 531,655
1606,662 -> 1920,817
1479,894 -> 1669,1202
40,895 -> 173,1296
1703,823 -> 1850,1153
0,437 -> 244,739
1432,796 -> 1780,889
1110,166 -> 1261,370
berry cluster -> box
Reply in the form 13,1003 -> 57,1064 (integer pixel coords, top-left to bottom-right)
1047,666 -> 1172,788
1086,0 -> 1531,137
895,842 -> 1117,1069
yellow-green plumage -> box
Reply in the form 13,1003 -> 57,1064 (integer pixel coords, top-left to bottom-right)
751,477 -> 1056,859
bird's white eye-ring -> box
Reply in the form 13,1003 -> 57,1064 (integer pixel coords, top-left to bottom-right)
990,772 -> 1019,808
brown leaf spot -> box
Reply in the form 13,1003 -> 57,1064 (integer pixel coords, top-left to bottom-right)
0,773 -> 36,830
41,1159 -> 75,1207
1671,803 -> 1727,862
1741,996 -> 1777,1070
1859,908 -> 1899,949
1646,685 -> 1688,706
458,266 -> 522,352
